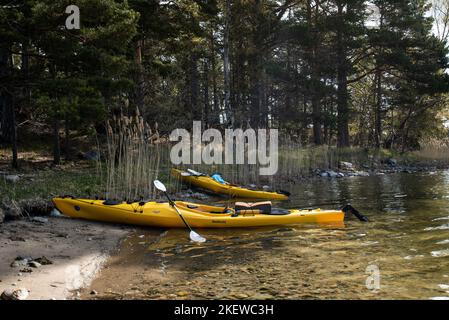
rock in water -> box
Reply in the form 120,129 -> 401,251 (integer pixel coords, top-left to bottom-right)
1,288 -> 29,300
340,161 -> 354,170
385,158 -> 397,167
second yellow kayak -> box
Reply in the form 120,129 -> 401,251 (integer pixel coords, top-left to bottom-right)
171,169 -> 289,200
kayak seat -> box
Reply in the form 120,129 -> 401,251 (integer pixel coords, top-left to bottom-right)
235,201 -> 272,214
103,199 -> 122,205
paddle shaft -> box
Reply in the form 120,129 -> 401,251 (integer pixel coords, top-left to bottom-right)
163,191 -> 194,232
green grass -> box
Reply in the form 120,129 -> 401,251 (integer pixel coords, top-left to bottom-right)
1,166 -> 104,203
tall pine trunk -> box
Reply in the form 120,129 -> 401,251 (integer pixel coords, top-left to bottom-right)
223,0 -> 233,126
374,69 -> 382,148
53,119 -> 61,165
190,52 -> 199,121
308,0 -> 322,145
336,2 -> 350,148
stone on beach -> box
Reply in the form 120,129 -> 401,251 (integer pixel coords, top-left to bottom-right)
1,287 -> 29,300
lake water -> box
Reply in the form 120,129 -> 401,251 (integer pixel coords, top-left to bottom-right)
83,171 -> 449,300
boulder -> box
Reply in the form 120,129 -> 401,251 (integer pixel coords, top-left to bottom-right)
340,161 -> 354,170
320,170 -> 339,178
4,175 -> 20,183
355,171 -> 370,177
1,287 -> 29,300
385,158 -> 397,167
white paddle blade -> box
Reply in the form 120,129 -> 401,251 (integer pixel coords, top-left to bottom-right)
180,172 -> 191,176
187,169 -> 203,176
190,231 -> 206,243
153,180 -> 167,192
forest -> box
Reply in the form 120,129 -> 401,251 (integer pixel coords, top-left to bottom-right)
1,0 -> 449,169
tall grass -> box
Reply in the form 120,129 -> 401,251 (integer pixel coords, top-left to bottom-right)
411,138 -> 449,162
105,111 -> 162,201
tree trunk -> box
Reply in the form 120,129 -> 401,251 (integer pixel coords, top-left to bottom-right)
203,60 -> 209,126
374,69 -> 382,148
134,39 -> 145,114
374,8 -> 384,149
0,49 -> 18,168
210,28 -> 219,123
190,51 -> 199,121
10,94 -> 18,169
336,2 -> 350,148
308,0 -> 322,145
65,115 -> 71,159
53,119 -> 61,165
223,0 -> 233,127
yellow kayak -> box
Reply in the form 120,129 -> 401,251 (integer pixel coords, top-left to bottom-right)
52,197 -> 344,228
171,169 -> 289,200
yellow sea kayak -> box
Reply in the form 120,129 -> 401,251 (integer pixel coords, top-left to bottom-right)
52,197 -> 344,228
171,169 -> 289,200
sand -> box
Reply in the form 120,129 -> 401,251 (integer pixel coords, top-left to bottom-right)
0,215 -> 131,300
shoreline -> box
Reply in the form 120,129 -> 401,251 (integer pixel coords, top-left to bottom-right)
0,216 -> 131,300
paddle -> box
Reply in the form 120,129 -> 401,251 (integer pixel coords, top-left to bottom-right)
187,169 -> 207,176
153,180 -> 206,243
341,204 -> 369,222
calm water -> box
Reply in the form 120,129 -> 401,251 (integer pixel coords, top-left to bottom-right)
86,171 -> 449,300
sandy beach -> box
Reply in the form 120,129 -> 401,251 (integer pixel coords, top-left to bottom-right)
0,215 -> 132,300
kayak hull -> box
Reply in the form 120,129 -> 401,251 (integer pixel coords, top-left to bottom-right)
171,169 -> 289,200
52,198 -> 344,228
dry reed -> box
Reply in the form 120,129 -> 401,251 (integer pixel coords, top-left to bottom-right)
105,110 -> 161,201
